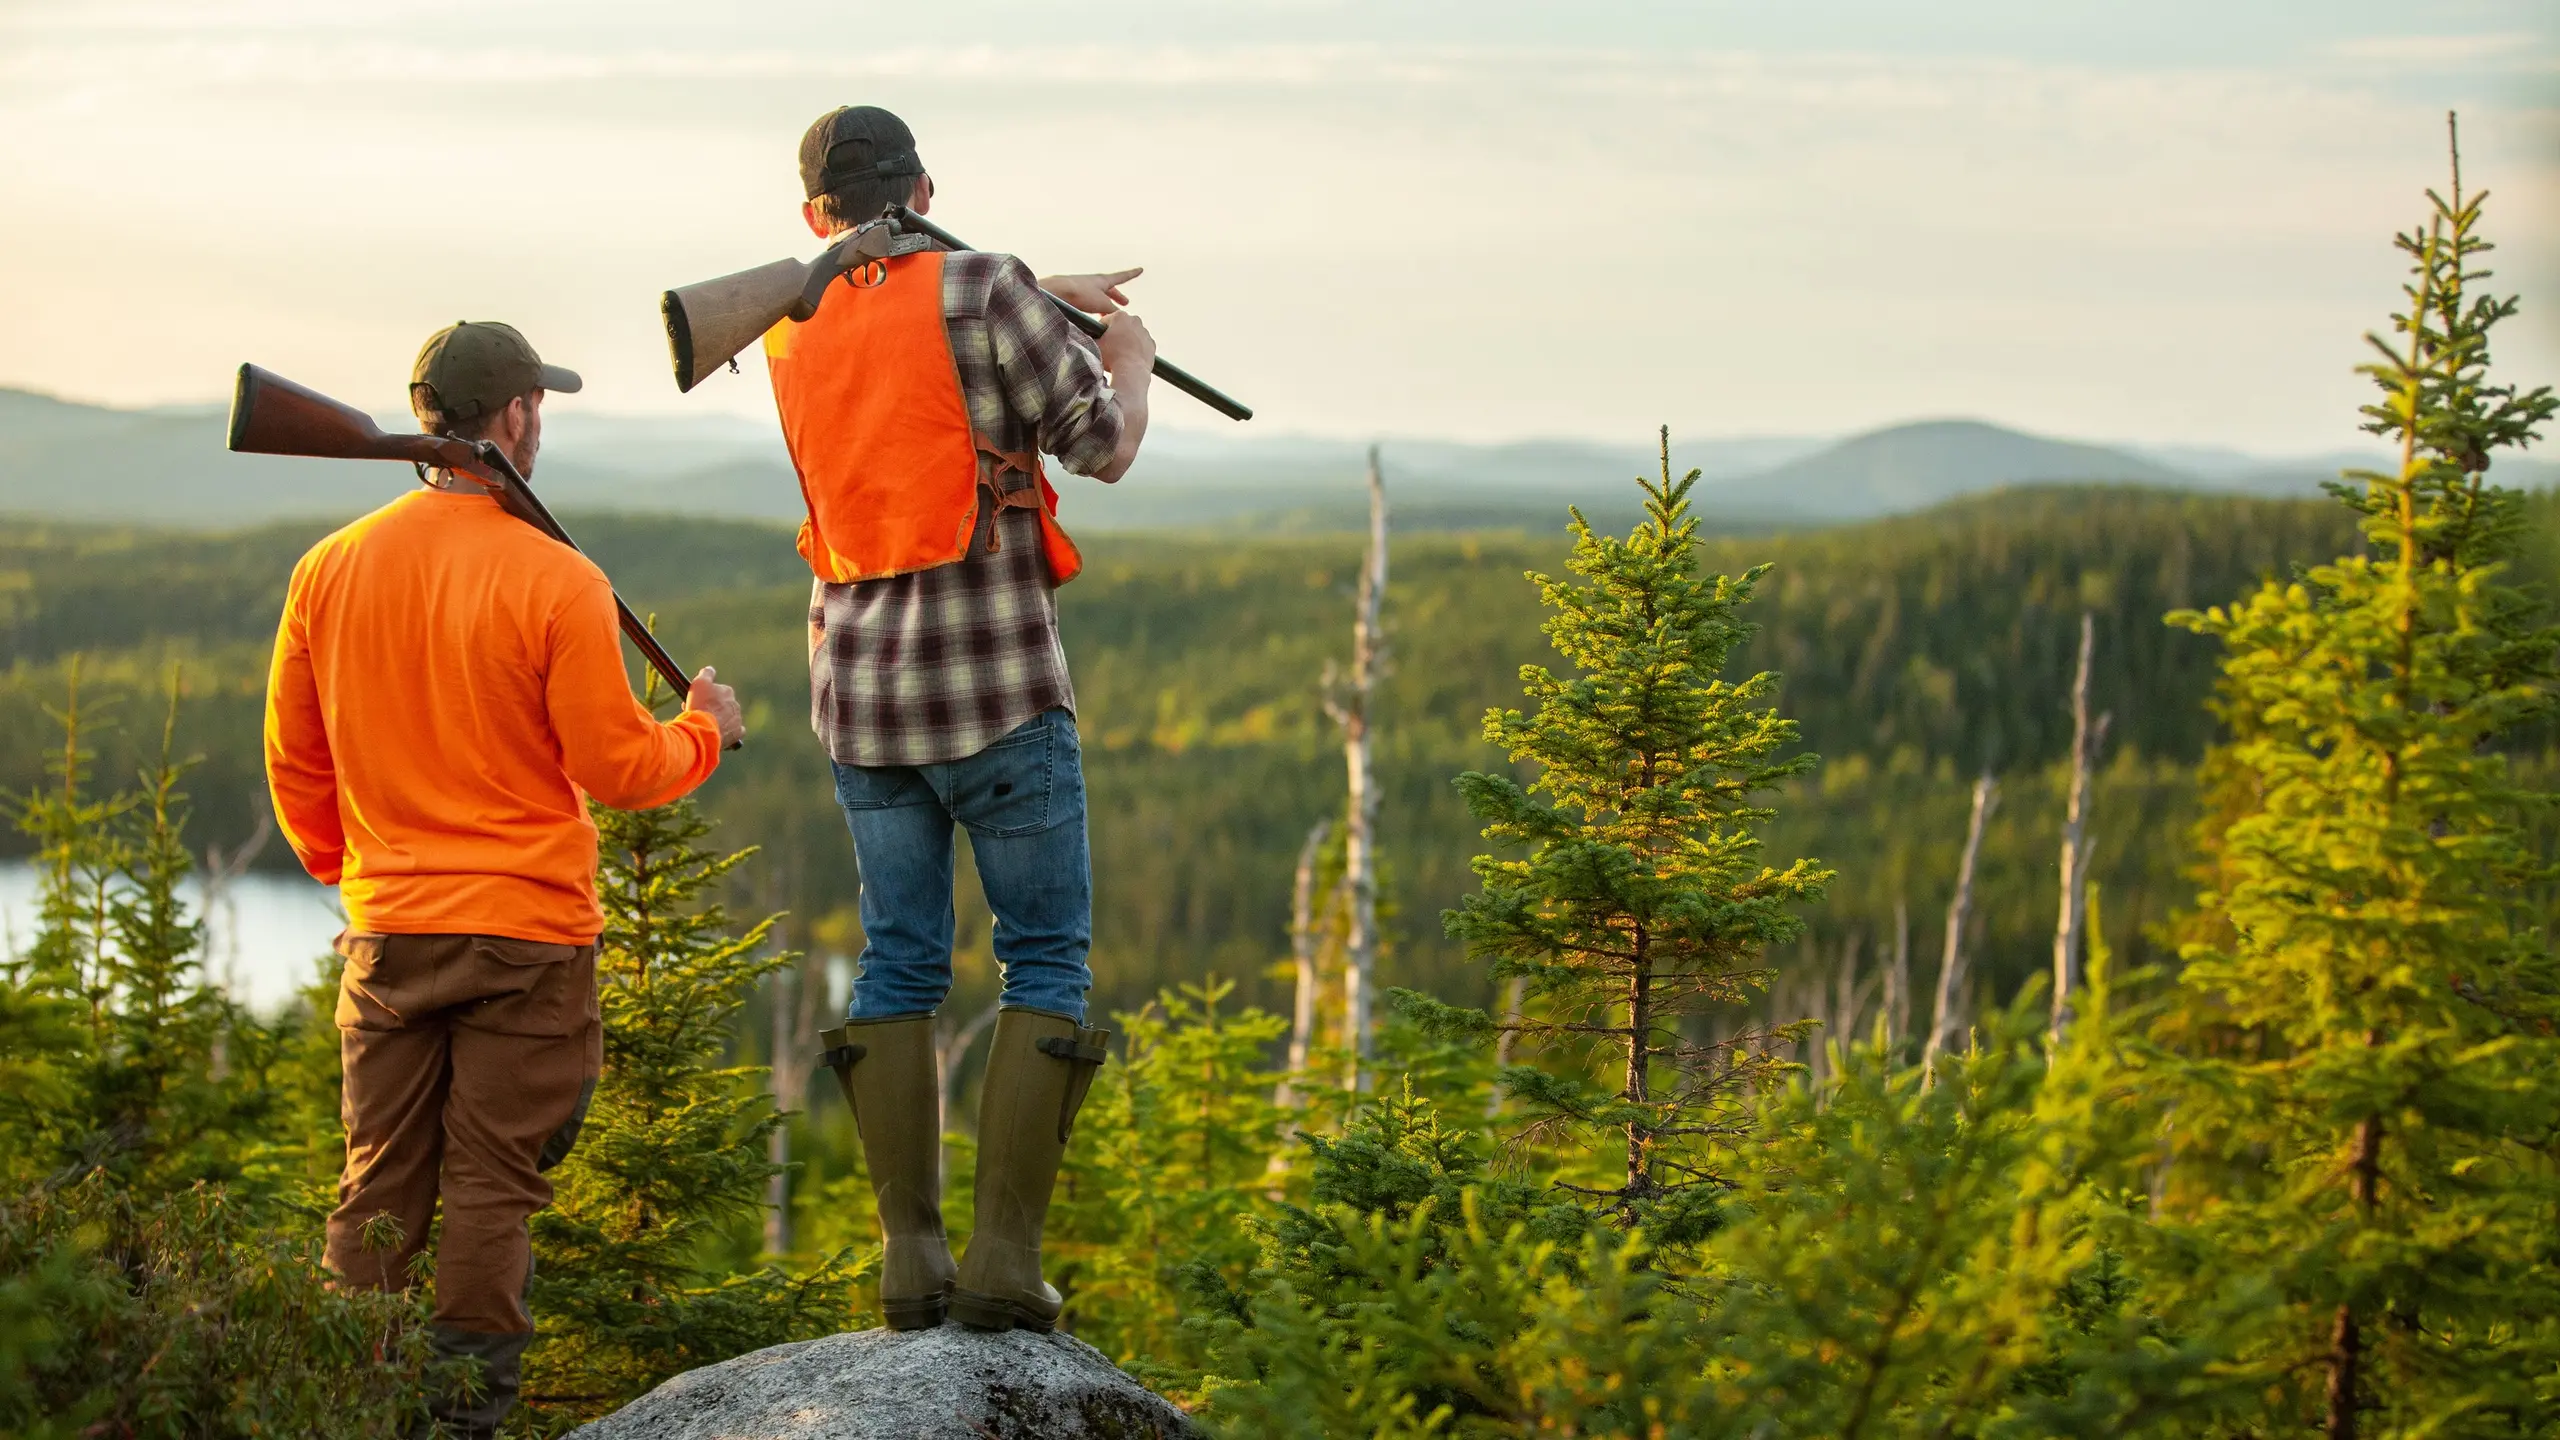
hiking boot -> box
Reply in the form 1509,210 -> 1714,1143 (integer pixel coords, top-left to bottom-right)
822,1014 -> 958,1330
420,1324 -> 532,1440
950,1007 -> 1109,1334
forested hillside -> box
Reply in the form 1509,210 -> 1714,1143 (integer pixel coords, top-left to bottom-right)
3,483 -> 2449,1026
6,383 -> 2429,531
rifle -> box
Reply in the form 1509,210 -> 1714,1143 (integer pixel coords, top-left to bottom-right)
660,207 -> 1253,422
226,364 -> 738,747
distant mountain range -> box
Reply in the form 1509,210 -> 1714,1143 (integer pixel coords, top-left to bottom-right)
5,386 -> 2542,534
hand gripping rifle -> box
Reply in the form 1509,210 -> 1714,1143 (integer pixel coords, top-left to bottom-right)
226,364 -> 740,749
660,205 -> 1253,421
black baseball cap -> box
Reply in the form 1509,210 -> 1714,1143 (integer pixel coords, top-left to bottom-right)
800,105 -> 923,202
410,321 -> 581,427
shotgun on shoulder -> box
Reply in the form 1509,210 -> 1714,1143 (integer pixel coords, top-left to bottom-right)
660,205 -> 1253,421
226,364 -> 734,745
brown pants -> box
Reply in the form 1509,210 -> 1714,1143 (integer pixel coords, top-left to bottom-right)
325,931 -> 600,1334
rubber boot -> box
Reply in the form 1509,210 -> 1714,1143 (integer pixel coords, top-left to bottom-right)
821,1014 -> 958,1330
950,1007 -> 1110,1334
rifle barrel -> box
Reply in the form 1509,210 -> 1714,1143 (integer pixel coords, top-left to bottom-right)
886,206 -> 1253,423
463,444 -> 697,704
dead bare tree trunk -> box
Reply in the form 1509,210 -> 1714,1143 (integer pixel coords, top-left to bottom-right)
1485,975 -> 1527,1118
200,808 -> 275,1081
1886,896 -> 1911,1047
1808,975 -> 1828,1085
1324,445 -> 1389,1090
1494,976 -> 1526,1069
937,1001 -> 1001,1131
1925,774 -> 1999,1082
199,808 -> 275,1002
2050,611 -> 2113,1044
1274,819 -> 1332,1112
1808,934 -> 1857,1087
1834,932 -> 1861,1056
764,956 -> 822,1255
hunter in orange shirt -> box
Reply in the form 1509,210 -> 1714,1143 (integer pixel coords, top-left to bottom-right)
263,321 -> 744,1440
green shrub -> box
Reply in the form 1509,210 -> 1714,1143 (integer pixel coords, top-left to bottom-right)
0,1176 -> 435,1439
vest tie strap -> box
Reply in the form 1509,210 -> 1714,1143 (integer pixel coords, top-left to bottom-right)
976,437 -> 1045,511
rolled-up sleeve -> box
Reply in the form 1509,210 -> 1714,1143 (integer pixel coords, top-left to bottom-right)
543,574 -> 723,811
983,257 -> 1125,478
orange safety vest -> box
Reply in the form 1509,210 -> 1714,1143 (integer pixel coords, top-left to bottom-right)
764,248 -> 1082,586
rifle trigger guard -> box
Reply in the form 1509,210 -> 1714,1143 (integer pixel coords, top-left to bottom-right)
793,219 -> 927,322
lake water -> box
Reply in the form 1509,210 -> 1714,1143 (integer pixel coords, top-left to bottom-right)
0,861 -> 348,1014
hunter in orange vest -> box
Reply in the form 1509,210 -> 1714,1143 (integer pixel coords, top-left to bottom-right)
767,245 -> 1086,589
773,105 -> 1156,1339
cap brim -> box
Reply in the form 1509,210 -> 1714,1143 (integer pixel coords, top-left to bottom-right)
538,363 -> 583,395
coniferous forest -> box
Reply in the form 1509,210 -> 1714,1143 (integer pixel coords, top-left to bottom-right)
5,149 -> 2559,1437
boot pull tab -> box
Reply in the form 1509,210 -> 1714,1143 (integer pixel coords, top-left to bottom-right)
817,1027 -> 871,1074
1034,1035 -> 1110,1065
819,1030 -> 870,1122
1038,1027 -> 1112,1143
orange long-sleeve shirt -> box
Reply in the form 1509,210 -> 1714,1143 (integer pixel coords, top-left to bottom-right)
265,487 -> 723,944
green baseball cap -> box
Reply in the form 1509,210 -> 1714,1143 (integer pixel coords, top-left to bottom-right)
410,321 -> 582,427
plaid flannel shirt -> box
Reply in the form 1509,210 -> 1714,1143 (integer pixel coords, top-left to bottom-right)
806,249 -> 1124,767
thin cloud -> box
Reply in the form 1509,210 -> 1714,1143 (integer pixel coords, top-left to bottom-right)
2327,31 -> 2553,69
0,16 -> 2551,451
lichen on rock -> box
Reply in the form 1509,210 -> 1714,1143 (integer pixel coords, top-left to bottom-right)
566,1326 -> 1201,1440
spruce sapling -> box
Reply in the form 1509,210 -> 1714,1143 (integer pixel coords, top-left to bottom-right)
2159,120 -> 2560,1438
519,796 -> 859,1431
1411,428 -> 1830,1233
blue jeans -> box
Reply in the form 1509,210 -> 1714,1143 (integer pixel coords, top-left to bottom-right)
833,709 -> 1092,1024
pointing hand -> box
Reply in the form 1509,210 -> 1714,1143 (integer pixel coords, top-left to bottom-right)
1039,268 -> 1143,314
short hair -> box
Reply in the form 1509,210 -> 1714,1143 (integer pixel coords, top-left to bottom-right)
411,383 -> 526,441
812,173 -> 925,234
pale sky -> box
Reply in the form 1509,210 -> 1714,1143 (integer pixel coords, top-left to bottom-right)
2,1 -> 2554,453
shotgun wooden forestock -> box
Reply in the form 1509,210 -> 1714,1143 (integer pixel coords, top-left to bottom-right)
660,211 -> 1254,421
226,364 -> 730,745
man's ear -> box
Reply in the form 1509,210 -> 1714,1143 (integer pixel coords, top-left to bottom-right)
486,394 -> 528,449
802,200 -> 832,239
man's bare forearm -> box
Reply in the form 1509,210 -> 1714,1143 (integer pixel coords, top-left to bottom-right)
1092,308 -> 1157,483
1097,380 -> 1151,483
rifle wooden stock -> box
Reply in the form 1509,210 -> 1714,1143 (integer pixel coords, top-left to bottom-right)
226,364 -> 724,742
661,210 -> 1254,421
663,256 -> 814,395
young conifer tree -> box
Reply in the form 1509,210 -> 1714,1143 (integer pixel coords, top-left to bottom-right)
520,796 -> 858,1431
1048,979 -> 1289,1369
8,665 -> 121,1188
11,671 -> 246,1194
1414,430 -> 1829,1232
2159,125 -> 2560,1437
3,672 -> 442,1436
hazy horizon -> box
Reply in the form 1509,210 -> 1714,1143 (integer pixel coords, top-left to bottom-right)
4,1 -> 2555,455
1,376 -> 2414,472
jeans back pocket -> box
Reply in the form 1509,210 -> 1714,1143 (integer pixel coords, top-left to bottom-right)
835,763 -> 927,811
956,713 -> 1060,838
